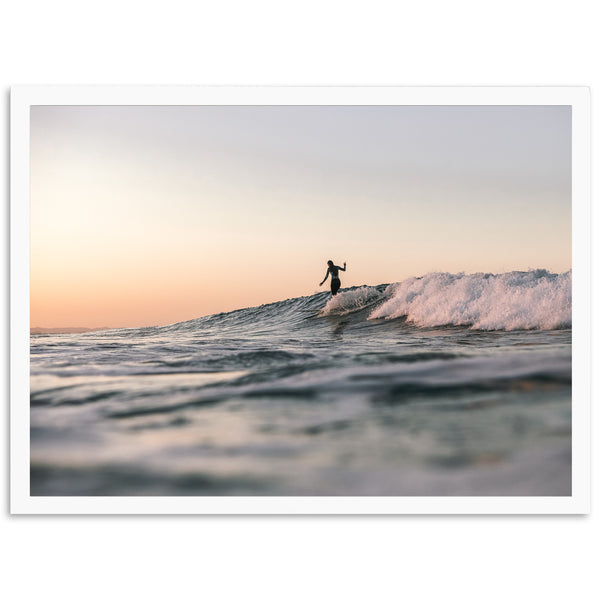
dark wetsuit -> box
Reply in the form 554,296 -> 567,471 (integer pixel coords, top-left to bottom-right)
323,264 -> 344,295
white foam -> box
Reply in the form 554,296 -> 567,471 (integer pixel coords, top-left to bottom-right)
319,286 -> 384,316
367,269 -> 571,330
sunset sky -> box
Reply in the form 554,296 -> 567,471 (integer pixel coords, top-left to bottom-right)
30,105 -> 571,328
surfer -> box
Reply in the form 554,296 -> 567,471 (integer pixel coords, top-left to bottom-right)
319,260 -> 346,295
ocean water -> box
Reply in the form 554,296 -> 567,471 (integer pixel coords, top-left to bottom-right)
30,270 -> 572,496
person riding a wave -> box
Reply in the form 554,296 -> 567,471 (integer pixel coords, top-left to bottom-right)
319,260 -> 346,295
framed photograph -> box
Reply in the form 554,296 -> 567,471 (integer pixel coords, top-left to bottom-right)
10,86 -> 590,514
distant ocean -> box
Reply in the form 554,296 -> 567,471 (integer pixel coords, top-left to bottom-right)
30,269 -> 572,496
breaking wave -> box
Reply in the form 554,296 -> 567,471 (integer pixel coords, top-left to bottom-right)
368,269 -> 571,330
318,285 -> 384,316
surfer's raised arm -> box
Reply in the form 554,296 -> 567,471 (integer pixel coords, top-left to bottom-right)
341,262 -> 347,271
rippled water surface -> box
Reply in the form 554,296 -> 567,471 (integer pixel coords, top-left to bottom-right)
31,279 -> 572,496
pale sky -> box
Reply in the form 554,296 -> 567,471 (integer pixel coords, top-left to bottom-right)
30,105 -> 571,328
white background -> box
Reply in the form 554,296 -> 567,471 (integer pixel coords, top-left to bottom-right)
1,1 -> 597,598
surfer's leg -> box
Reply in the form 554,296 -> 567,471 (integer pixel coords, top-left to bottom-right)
331,279 -> 341,295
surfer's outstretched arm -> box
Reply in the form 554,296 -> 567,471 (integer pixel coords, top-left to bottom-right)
319,270 -> 330,286
340,262 -> 347,271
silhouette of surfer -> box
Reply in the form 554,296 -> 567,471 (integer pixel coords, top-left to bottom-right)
319,260 -> 346,295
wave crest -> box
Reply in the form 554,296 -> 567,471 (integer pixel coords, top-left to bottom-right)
368,269 -> 571,330
319,286 -> 384,316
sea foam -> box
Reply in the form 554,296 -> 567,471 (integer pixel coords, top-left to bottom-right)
367,269 -> 571,330
319,285 -> 384,316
